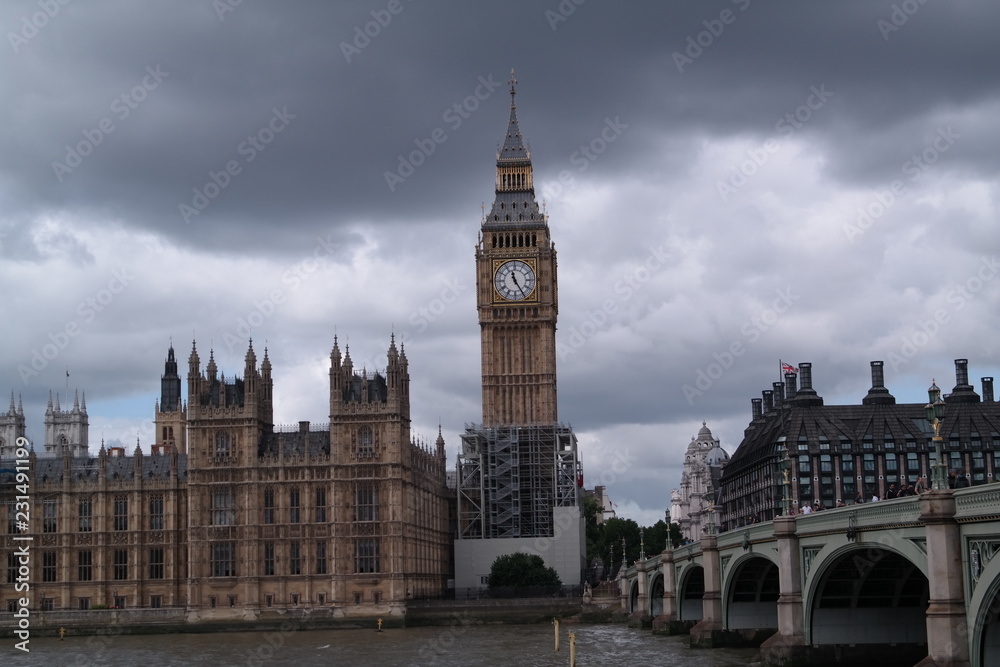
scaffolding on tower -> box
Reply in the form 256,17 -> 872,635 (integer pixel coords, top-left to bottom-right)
457,422 -> 579,540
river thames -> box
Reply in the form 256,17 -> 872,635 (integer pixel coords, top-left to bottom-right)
7,623 -> 760,666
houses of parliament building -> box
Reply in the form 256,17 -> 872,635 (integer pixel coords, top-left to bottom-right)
0,336 -> 451,617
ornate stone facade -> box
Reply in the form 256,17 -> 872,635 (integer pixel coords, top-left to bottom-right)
1,337 -> 451,616
670,422 -> 729,542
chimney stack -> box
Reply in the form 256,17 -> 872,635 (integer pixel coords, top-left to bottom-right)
751,398 -> 763,421
773,382 -> 785,408
862,361 -> 896,405
956,359 -> 970,388
762,390 -> 774,414
790,362 -> 824,406
947,358 -> 980,404
785,372 -> 798,400
983,377 -> 995,402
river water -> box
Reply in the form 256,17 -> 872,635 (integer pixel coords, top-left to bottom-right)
7,623 -> 760,666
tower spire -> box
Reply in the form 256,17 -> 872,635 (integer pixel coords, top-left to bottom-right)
498,69 -> 529,164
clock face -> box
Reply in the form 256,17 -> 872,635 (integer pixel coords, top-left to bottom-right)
494,260 -> 536,301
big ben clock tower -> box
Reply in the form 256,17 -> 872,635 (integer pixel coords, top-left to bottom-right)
476,71 -> 558,426
456,72 -> 582,590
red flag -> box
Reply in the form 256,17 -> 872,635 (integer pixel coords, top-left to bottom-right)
781,362 -> 797,374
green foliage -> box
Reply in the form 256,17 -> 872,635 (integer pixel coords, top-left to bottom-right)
584,510 -> 686,581
487,552 -> 562,590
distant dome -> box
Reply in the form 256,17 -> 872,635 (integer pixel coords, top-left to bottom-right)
698,421 -> 713,438
705,443 -> 730,466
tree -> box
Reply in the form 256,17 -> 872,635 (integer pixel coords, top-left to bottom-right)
487,552 -> 561,591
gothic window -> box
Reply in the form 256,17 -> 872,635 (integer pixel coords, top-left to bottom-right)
150,495 -> 164,530
78,551 -> 92,581
263,487 -> 275,524
114,496 -> 128,531
42,551 -> 57,582
211,542 -> 236,577
149,548 -> 164,579
215,432 -> 231,457
263,543 -> 275,576
5,501 -> 14,534
6,552 -> 16,583
162,427 -> 168,440
358,426 -> 374,458
355,538 -> 380,573
355,484 -> 379,522
315,488 -> 327,523
289,541 -> 301,575
43,499 -> 58,533
212,488 -> 236,526
113,549 -> 128,580
289,488 -> 301,524
316,542 -> 327,575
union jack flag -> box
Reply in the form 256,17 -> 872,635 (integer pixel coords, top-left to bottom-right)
781,362 -> 798,375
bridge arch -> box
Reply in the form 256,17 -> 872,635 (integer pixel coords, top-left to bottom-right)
676,563 -> 704,622
806,541 -> 928,652
648,572 -> 664,617
966,545 -> 1000,667
628,578 -> 639,613
724,553 -> 779,630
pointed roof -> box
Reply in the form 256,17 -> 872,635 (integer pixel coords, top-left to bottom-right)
497,69 -> 530,165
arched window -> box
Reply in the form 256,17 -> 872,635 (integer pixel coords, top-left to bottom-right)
358,426 -> 374,458
215,432 -> 231,457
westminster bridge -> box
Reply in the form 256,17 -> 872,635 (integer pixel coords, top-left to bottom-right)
619,486 -> 1000,667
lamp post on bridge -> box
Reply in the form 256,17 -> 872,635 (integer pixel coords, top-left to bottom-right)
776,443 -> 792,516
924,380 -> 948,491
705,484 -> 717,535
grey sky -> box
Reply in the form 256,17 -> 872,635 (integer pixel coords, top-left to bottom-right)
2,0 -> 998,525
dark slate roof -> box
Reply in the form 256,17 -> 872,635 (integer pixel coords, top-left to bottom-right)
721,395 -> 1000,496
498,75 -> 529,165
259,429 -> 330,458
343,373 -> 387,403
4,454 -> 188,484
